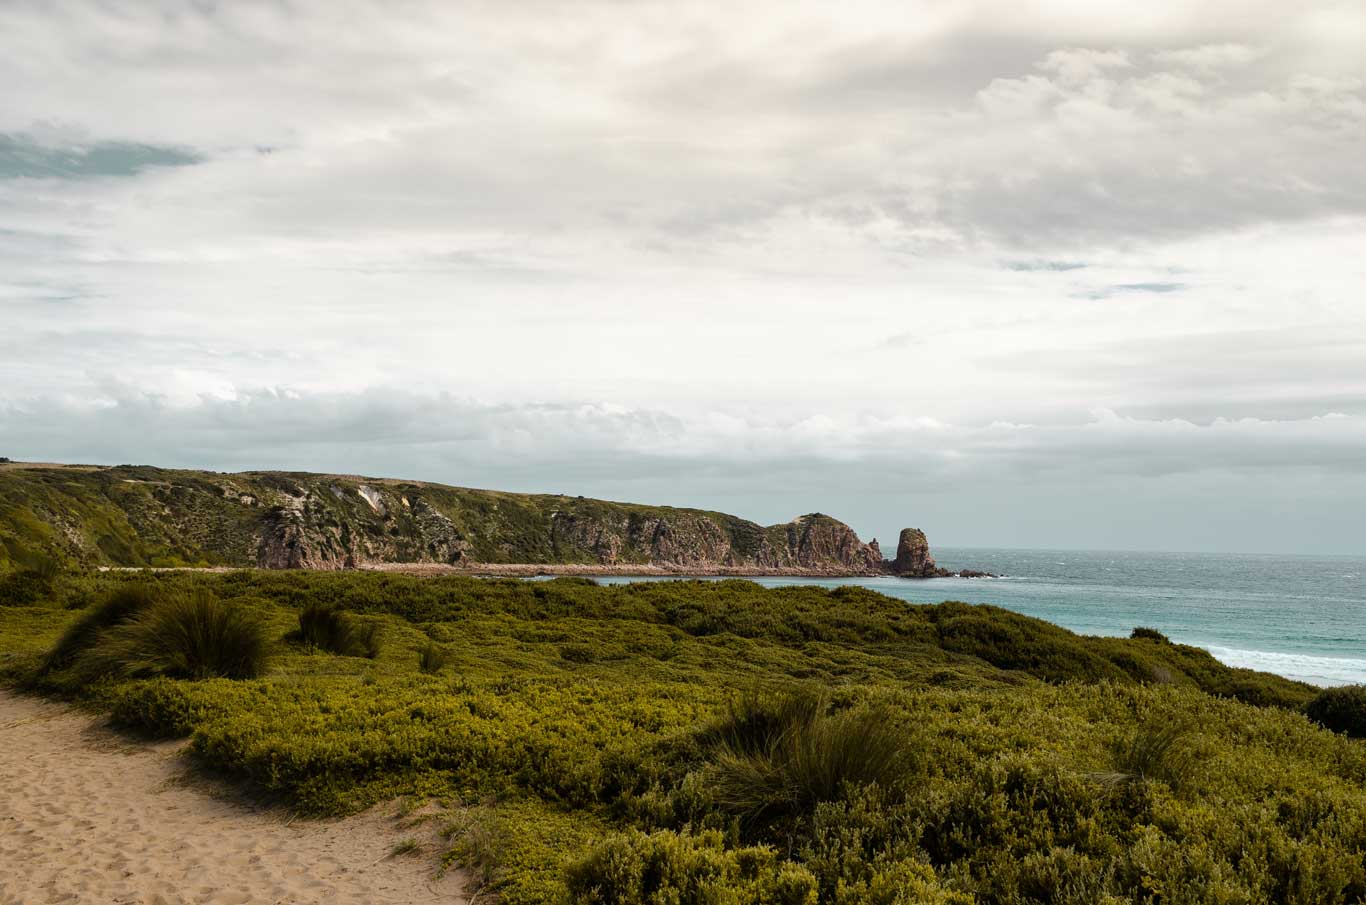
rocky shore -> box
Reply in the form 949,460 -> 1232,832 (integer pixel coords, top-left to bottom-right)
360,529 -> 995,579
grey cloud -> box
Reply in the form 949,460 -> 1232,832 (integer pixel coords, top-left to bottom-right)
2,391 -> 1364,554
1082,281 -> 1187,298
3,389 -> 1363,478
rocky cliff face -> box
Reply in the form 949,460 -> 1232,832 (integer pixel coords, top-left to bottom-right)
0,463 -> 959,577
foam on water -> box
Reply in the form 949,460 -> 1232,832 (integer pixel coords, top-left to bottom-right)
1204,646 -> 1366,687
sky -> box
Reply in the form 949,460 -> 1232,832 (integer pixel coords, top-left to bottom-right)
2,0 -> 1365,554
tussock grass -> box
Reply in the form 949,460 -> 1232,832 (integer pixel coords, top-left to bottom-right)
40,584 -> 157,674
417,641 -> 449,674
78,591 -> 268,680
295,603 -> 381,658
699,686 -> 825,755
1109,715 -> 1198,790
706,691 -> 914,825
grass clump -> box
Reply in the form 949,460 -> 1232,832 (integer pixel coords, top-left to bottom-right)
705,690 -> 914,827
78,591 -> 269,680
295,603 -> 381,658
417,641 -> 449,674
389,837 -> 421,858
40,583 -> 158,675
1108,715 -> 1198,790
1305,684 -> 1366,738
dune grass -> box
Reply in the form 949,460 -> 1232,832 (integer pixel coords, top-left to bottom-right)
3,569 -> 1364,904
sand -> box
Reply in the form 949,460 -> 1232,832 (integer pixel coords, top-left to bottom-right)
0,691 -> 470,905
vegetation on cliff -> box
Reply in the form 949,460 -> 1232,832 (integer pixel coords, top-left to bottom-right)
0,463 -> 890,573
3,569 -> 1363,904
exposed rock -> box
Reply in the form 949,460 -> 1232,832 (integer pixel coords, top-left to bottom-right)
888,527 -> 936,576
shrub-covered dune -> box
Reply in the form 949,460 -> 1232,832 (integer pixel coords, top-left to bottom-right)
3,569 -> 1364,904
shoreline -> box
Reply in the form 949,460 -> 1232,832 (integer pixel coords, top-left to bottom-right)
96,562 -> 995,579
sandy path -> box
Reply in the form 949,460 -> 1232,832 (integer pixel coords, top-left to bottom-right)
0,691 -> 470,905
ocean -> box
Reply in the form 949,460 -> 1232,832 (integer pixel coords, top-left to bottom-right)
588,548 -> 1366,687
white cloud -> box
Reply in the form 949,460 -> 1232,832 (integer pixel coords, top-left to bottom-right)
1,0 -> 1364,552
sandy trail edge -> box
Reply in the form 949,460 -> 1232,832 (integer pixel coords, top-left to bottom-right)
0,690 -> 471,905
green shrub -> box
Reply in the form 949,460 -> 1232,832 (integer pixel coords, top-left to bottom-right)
78,591 -> 268,680
0,552 -> 62,606
295,603 -> 381,658
41,583 -> 157,674
417,641 -> 449,674
566,829 -> 816,905
1130,626 -> 1169,643
1305,685 -> 1366,738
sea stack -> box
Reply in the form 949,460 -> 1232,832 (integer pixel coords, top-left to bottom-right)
890,527 -> 940,577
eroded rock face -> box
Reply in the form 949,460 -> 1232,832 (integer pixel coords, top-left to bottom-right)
548,510 -> 885,573
890,527 -> 940,577
1,463 -> 961,576
255,485 -> 470,569
785,514 -> 886,573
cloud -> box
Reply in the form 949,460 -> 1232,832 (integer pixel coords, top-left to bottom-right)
3,389 -> 1362,480
1,0 -> 1365,552
1082,281 -> 1186,298
1151,43 -> 1263,71
1003,259 -> 1087,272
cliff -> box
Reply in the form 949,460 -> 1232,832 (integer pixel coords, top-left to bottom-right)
0,462 -> 952,576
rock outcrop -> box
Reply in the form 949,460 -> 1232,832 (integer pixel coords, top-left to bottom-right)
889,527 -> 941,577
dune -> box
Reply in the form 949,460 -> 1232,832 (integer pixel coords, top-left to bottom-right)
0,690 -> 470,905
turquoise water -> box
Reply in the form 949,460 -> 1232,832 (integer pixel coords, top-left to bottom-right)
586,549 -> 1366,687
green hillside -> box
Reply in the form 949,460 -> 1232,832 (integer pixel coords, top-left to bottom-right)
4,569 -> 1363,904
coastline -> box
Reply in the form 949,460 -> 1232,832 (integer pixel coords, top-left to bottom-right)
96,561 -> 992,579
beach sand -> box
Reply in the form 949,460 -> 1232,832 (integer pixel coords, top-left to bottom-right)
0,690 -> 470,905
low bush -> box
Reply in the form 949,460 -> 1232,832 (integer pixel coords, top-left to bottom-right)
1305,684 -> 1366,738
566,829 -> 818,905
295,603 -> 381,658
1130,626 -> 1169,643
0,553 -> 62,607
78,591 -> 269,680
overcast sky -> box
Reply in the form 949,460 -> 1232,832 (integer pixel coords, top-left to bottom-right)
3,0 -> 1365,554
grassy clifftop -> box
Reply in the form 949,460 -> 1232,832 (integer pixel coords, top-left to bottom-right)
0,462 -> 885,573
